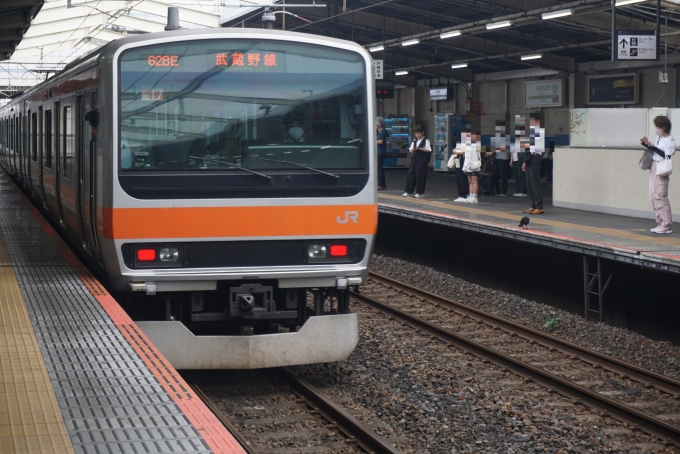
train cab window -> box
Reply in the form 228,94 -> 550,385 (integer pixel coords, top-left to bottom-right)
62,106 -> 73,178
118,40 -> 368,174
31,113 -> 37,161
44,110 -> 52,169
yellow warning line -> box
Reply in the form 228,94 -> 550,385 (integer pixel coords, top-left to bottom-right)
379,193 -> 680,248
0,234 -> 74,454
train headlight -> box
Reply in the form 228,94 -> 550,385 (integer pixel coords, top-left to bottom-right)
159,247 -> 180,262
308,244 -> 328,259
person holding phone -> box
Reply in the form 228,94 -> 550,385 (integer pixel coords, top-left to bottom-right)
403,124 -> 432,198
641,115 -> 675,234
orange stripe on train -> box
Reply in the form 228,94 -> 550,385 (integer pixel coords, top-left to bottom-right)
103,205 -> 378,239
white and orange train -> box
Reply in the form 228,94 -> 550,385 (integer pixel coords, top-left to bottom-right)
0,28 -> 377,369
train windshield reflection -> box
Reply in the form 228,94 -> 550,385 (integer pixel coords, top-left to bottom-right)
119,40 -> 368,172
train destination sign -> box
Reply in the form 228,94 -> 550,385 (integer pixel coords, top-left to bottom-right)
615,30 -> 658,61
143,52 -> 285,71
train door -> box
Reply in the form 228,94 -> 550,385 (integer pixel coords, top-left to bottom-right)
10,116 -> 15,176
54,101 -> 64,226
79,92 -> 100,259
17,114 -> 24,187
43,107 -> 57,214
59,100 -> 80,240
24,112 -> 32,194
38,106 -> 47,209
30,110 -> 40,200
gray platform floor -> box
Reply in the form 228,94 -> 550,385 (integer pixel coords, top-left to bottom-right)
379,169 -> 680,263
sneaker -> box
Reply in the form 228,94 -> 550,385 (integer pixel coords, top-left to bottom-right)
652,227 -> 673,234
414,194 -> 424,198
520,193 -> 528,197
402,192 -> 410,197
650,226 -> 660,233
466,197 -> 478,204
498,193 -> 507,197
454,197 -> 467,202
512,193 -> 521,197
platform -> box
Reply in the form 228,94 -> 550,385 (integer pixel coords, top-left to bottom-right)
379,169 -> 680,274
0,171 -> 244,453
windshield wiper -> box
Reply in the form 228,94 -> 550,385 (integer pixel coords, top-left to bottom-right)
256,157 -> 340,180
189,156 -> 271,180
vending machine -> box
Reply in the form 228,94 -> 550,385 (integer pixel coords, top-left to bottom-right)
384,115 -> 410,167
433,113 -> 450,172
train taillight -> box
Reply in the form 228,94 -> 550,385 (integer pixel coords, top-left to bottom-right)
137,249 -> 156,261
329,245 -> 348,257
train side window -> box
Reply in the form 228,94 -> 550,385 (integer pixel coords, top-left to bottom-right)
31,113 -> 37,161
63,106 -> 73,178
44,109 -> 52,169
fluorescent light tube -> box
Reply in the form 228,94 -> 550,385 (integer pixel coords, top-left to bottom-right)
369,45 -> 384,52
450,63 -> 468,69
395,70 -> 409,75
521,54 -> 543,60
440,30 -> 462,39
541,8 -> 573,19
402,39 -> 420,46
486,20 -> 513,30
616,0 -> 646,5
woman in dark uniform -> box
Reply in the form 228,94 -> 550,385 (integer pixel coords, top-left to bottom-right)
402,124 -> 432,198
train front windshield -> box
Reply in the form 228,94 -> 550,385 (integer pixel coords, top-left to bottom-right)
119,40 -> 368,173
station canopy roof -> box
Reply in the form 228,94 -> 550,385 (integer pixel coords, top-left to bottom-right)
3,0 -> 680,97
223,0 -> 680,84
0,0 -> 44,61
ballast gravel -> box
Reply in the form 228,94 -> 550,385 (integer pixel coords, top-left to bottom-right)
291,254 -> 680,453
368,254 -> 680,381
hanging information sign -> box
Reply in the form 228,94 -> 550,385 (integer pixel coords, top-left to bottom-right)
615,30 -> 658,61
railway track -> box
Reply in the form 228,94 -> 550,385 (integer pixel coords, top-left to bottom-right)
184,367 -> 401,454
352,271 -> 680,449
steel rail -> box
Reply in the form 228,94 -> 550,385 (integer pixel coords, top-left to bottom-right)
184,378 -> 259,454
277,367 -> 402,454
369,272 -> 680,396
352,279 -> 680,447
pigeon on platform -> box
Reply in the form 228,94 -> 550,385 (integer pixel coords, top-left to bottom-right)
518,217 -> 530,229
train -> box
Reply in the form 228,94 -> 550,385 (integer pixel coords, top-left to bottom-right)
0,27 -> 377,369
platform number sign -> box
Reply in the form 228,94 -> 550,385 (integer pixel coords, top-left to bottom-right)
616,30 -> 658,61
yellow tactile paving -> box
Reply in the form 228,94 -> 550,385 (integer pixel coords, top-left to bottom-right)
379,193 -> 680,248
0,234 -> 73,454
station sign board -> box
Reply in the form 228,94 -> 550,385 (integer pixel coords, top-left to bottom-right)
615,30 -> 658,61
525,79 -> 564,107
372,59 -> 383,80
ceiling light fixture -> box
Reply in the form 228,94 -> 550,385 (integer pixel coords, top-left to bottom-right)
486,20 -> 513,30
395,70 -> 409,75
402,39 -> 420,46
615,0 -> 646,5
521,53 -> 543,60
369,45 -> 384,52
440,30 -> 462,39
451,63 -> 468,69
541,8 -> 573,20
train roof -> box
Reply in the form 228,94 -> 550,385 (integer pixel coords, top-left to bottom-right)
1,28 -> 370,111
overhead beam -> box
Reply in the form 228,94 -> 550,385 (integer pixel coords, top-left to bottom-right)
365,0 -> 611,49
132,0 -> 220,27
